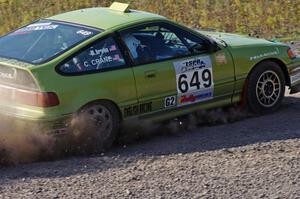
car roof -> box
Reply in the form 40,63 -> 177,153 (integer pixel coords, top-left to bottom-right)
47,7 -> 165,30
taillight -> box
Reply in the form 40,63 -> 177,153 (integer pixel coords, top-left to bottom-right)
13,89 -> 59,107
0,85 -> 60,107
288,48 -> 297,59
37,92 -> 60,107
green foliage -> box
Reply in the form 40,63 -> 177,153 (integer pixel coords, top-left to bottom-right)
0,0 -> 299,38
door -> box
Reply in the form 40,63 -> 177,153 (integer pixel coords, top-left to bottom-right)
56,35 -> 138,113
118,22 -> 235,116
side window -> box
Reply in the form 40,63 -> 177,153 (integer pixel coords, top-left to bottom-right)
179,32 -> 209,54
121,25 -> 190,65
120,24 -> 209,65
59,37 -> 125,74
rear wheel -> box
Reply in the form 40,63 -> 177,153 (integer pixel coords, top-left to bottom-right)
246,61 -> 285,114
69,101 -> 120,153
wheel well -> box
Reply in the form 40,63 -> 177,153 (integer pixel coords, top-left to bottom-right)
79,99 -> 122,120
250,58 -> 290,86
240,58 -> 290,106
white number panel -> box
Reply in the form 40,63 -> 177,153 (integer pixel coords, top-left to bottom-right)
173,56 -> 214,107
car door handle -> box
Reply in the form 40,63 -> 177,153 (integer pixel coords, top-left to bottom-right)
145,70 -> 157,78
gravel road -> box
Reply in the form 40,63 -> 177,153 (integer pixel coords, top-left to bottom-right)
0,43 -> 299,199
0,94 -> 299,198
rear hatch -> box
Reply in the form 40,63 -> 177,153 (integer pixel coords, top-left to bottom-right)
0,63 -> 38,91
0,62 -> 36,118
0,61 -> 59,120
0,60 -> 40,105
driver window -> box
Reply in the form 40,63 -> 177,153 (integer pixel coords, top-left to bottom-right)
121,25 -> 190,65
121,24 -> 208,64
59,37 -> 125,74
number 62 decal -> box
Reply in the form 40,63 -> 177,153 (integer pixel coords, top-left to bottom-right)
165,96 -> 176,108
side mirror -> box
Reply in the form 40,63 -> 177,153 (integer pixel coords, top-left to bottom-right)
208,39 -> 221,52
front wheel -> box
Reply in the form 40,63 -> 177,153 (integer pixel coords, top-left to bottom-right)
246,61 -> 285,114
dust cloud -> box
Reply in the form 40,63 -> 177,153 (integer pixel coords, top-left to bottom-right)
119,105 -> 250,143
0,117 -> 56,166
0,111 -> 113,166
0,105 -> 250,166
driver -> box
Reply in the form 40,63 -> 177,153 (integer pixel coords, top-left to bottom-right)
123,33 -> 141,59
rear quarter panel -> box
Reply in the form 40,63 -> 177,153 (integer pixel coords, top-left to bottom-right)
30,64 -> 138,118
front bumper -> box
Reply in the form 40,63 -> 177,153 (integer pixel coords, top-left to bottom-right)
288,57 -> 300,94
290,67 -> 300,94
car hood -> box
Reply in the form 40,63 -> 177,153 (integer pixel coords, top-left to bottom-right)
198,31 -> 282,48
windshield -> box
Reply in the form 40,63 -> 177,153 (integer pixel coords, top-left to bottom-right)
0,20 -> 101,64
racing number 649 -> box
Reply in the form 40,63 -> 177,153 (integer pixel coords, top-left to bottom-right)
178,69 -> 212,93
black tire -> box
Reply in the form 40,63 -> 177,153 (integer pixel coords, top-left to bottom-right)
69,101 -> 120,153
246,61 -> 285,114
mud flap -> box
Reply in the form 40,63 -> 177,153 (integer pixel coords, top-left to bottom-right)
290,84 -> 300,94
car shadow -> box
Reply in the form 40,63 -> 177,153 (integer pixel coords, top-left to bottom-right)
0,95 -> 299,184
114,95 -> 300,156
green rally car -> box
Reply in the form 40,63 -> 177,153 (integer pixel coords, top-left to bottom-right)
0,2 -> 300,148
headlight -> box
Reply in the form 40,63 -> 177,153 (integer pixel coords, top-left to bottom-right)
288,48 -> 297,59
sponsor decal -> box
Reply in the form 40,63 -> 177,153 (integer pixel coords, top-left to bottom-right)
27,23 -> 52,27
173,56 -> 214,107
179,91 -> 213,104
83,55 -> 125,69
0,71 -> 16,80
180,58 -> 206,73
124,102 -> 152,117
76,30 -> 93,36
89,48 -> 109,56
0,67 -> 17,80
249,48 -> 279,61
15,24 -> 58,33
89,45 -> 119,56
83,56 -> 113,68
215,52 -> 227,65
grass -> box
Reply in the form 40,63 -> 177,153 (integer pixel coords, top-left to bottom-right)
0,0 -> 299,39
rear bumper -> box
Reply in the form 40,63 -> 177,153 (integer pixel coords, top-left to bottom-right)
0,111 -> 72,136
